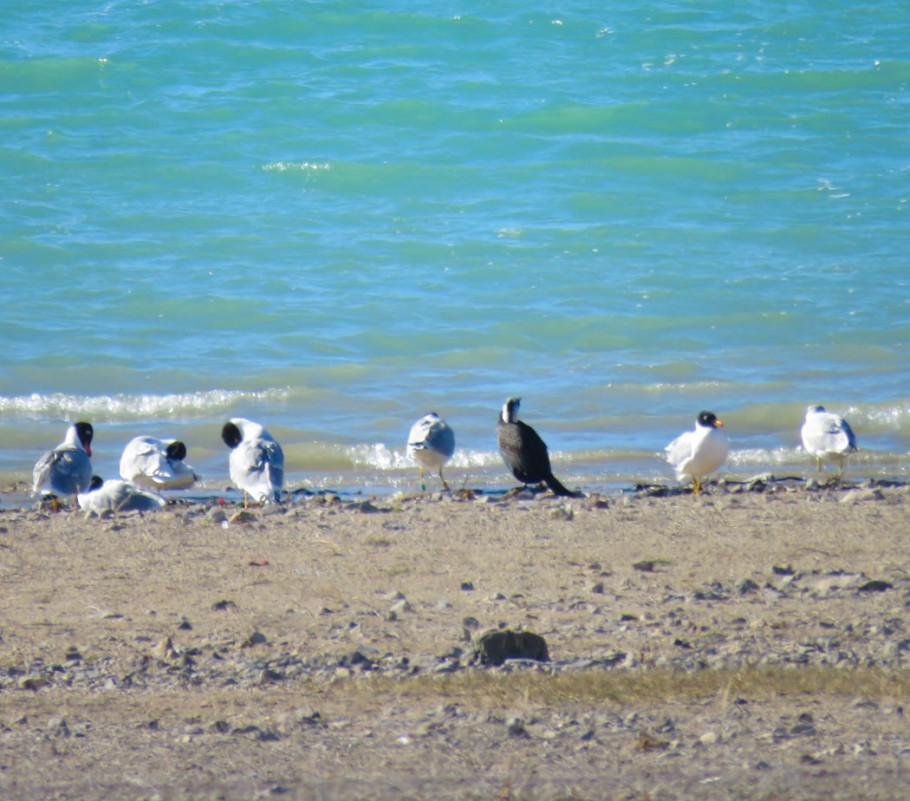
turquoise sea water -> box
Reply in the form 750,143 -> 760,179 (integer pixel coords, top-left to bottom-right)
2,2 -> 909,497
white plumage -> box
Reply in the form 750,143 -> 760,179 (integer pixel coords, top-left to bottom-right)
119,436 -> 197,490
78,477 -> 167,516
32,422 -> 94,507
665,411 -> 729,494
221,418 -> 284,504
800,405 -> 857,475
407,412 -> 455,490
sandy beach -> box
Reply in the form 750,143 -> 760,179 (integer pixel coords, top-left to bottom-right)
1,480 -> 909,800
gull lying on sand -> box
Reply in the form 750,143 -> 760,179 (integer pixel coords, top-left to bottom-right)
120,436 -> 197,490
78,476 -> 167,516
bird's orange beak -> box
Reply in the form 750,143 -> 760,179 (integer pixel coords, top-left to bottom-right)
714,420 -> 724,428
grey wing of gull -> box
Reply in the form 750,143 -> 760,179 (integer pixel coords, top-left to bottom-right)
426,421 -> 455,459
104,481 -> 166,512
234,439 -> 284,501
80,481 -> 166,514
32,449 -> 58,490
264,439 -> 284,493
118,487 -> 167,512
840,418 -> 858,450
34,449 -> 91,494
815,416 -> 854,453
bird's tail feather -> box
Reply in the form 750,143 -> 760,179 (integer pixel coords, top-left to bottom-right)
546,474 -> 581,498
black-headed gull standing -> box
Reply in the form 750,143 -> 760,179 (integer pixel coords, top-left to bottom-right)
221,418 -> 284,505
32,422 -> 94,510
665,411 -> 729,495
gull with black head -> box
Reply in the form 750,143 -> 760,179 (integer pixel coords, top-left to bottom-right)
120,436 -> 197,490
32,422 -> 94,511
665,410 -> 729,495
221,418 -> 284,506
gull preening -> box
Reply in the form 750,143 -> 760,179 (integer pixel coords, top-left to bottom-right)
32,422 -> 94,510
119,436 -> 197,490
497,397 -> 579,497
78,476 -> 167,516
665,411 -> 729,495
221,418 -> 284,505
800,405 -> 858,475
407,412 -> 456,491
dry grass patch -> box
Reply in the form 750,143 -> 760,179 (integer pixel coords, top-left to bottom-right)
335,666 -> 910,709
8,666 -> 906,732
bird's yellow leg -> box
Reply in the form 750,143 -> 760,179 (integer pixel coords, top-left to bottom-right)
692,477 -> 701,496
244,490 -> 250,509
439,468 -> 450,492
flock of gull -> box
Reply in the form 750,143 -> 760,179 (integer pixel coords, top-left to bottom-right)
29,398 -> 859,513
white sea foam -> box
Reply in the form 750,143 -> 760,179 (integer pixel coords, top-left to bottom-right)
0,389 -> 289,420
727,447 -> 802,467
262,161 -> 331,172
845,404 -> 910,430
345,444 -> 502,471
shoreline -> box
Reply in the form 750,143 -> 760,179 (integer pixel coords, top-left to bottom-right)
2,467 -> 905,512
2,482 -> 910,798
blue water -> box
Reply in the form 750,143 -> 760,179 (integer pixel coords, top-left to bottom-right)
2,2 -> 909,496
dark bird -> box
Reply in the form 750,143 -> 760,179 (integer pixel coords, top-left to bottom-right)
496,397 -> 579,497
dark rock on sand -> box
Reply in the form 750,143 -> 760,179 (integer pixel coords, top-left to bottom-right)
471,628 -> 549,666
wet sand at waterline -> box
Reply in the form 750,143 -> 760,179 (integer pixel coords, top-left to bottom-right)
1,481 -> 909,800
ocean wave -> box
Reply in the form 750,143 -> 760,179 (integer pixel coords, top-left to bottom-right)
261,161 -> 331,173
727,447 -> 802,467
0,389 -> 289,420
844,403 -> 910,430
343,443 -> 502,471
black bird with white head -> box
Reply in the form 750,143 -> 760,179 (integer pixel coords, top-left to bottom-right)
496,397 -> 579,497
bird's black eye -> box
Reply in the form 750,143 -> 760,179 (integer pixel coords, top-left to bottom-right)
221,422 -> 243,448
